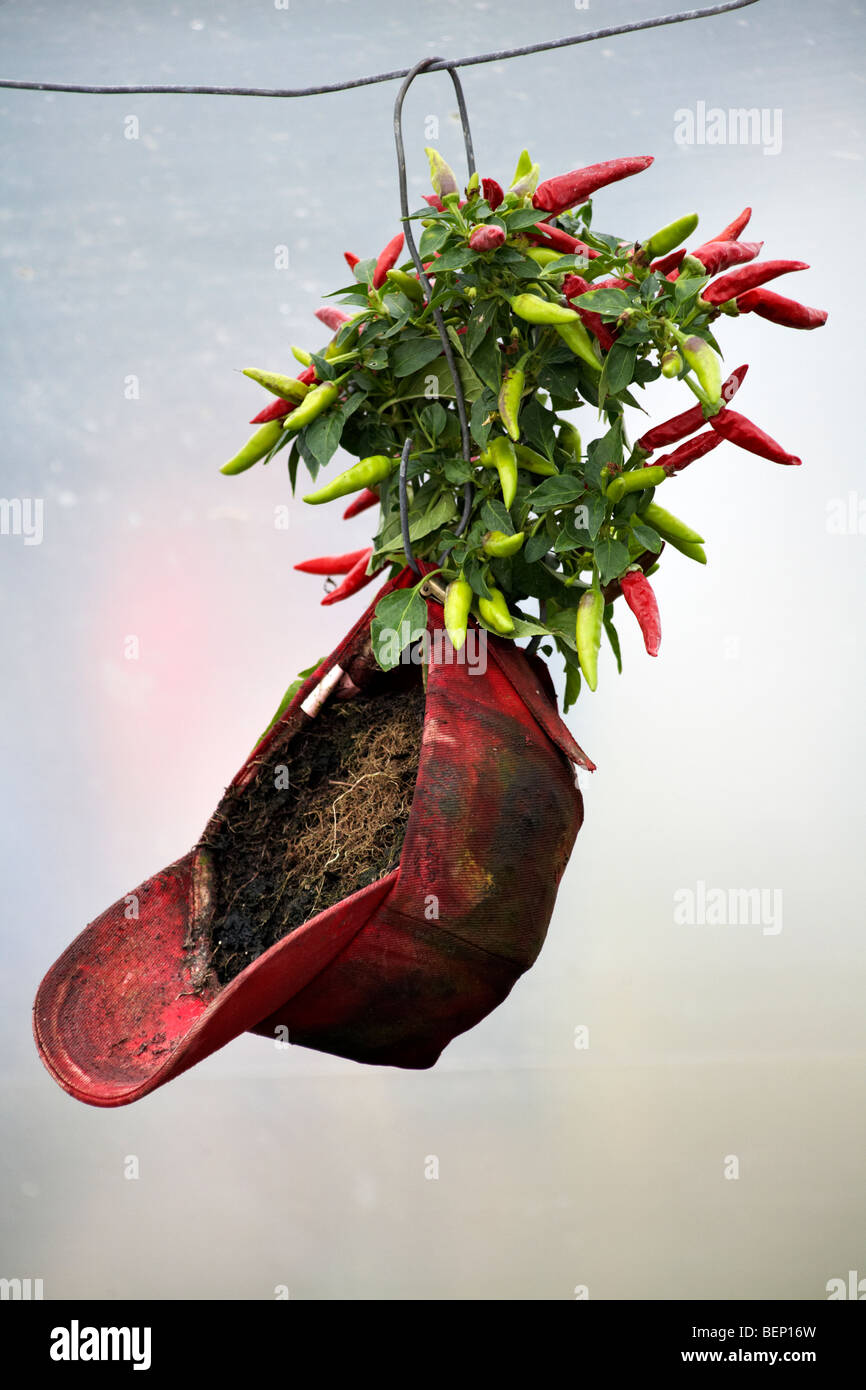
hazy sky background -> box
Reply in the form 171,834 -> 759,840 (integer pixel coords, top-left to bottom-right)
1,0 -> 864,1299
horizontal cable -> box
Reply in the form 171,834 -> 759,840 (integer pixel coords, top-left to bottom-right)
0,2 -> 760,98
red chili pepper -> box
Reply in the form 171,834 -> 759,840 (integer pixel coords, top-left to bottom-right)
562,273 -> 617,350
619,570 -> 661,657
709,207 -> 752,242
593,275 -> 636,290
315,306 -> 350,332
482,177 -> 504,210
651,248 -> 686,276
468,224 -> 506,251
320,549 -> 382,606
735,287 -> 828,330
708,410 -> 801,466
423,193 -> 445,212
344,252 -> 360,270
702,259 -> 808,306
342,487 -> 379,520
656,430 -> 723,474
637,364 -> 749,452
532,155 -> 654,216
294,548 -> 372,576
529,223 -> 600,260
250,397 -> 294,425
372,233 -> 405,290
674,239 -> 763,278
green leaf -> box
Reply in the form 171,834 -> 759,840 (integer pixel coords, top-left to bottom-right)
470,394 -> 494,449
464,554 -> 493,601
481,498 -> 514,535
352,257 -> 377,286
524,528 -> 553,563
527,476 -> 585,512
392,336 -> 446,378
603,606 -> 623,674
575,288 -> 632,317
419,401 -> 448,439
509,613 -> 553,640
604,342 -> 637,395
674,274 -> 708,303
519,397 -> 557,458
418,224 -> 451,258
631,522 -> 663,554
410,491 -> 457,542
392,355 -> 485,404
431,246 -> 478,273
287,439 -> 300,494
371,588 -> 428,672
584,493 -> 607,540
468,330 -> 502,393
309,351 -> 337,382
538,359 -> 580,403
302,410 -> 344,468
503,208 -> 548,231
594,536 -> 630,586
465,298 -> 499,357
258,660 -> 323,743
563,660 -> 581,712
443,455 -> 473,484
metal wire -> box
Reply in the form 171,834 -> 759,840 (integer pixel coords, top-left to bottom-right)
0,3 -> 760,97
393,57 -> 475,573
398,436 -> 420,577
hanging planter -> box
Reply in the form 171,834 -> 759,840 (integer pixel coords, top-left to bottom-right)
33,45 -> 826,1106
33,567 -> 590,1105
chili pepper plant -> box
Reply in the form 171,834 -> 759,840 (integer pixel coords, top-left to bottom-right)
223,147 -> 826,708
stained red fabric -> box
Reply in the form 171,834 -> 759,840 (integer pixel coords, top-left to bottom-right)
33,570 -> 588,1105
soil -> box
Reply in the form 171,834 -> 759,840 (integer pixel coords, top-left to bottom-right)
201,679 -> 426,987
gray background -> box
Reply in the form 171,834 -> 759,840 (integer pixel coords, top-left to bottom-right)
1,0 -> 864,1299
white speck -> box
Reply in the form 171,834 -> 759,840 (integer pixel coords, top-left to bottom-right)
57,491 -> 77,508
21,1181 -> 39,1198
128,512 -> 142,528
190,19 -> 205,30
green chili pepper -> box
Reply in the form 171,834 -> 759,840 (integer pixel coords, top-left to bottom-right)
525,247 -> 561,267
510,293 -> 580,326
660,535 -> 707,564
555,320 -> 602,372
641,212 -> 699,262
220,420 -> 285,476
302,453 -> 395,505
477,586 -> 515,635
638,500 -> 705,546
242,368 -> 310,404
558,421 -> 581,461
606,465 -> 668,503
576,588 -> 605,692
482,530 -> 525,557
282,382 -> 340,436
515,443 -> 559,476
660,349 -> 683,379
480,436 -> 518,508
498,362 -> 525,442
291,345 -> 313,366
385,268 -> 424,303
678,334 -> 722,406
444,576 -> 473,651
